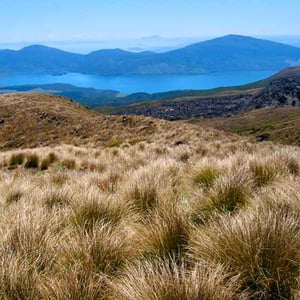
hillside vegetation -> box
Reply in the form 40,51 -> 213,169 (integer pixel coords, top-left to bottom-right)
190,107 -> 300,146
0,93 -> 300,299
0,93 -> 173,151
114,67 -> 300,121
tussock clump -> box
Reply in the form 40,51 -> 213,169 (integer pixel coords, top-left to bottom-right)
50,172 -> 69,186
40,157 -> 51,171
250,152 -> 299,187
40,264 -> 108,300
206,170 -> 253,213
195,144 -> 209,156
189,203 -> 300,298
95,171 -> 121,193
154,147 -> 168,156
188,190 -> 222,225
111,259 -> 242,300
178,151 -> 191,162
80,160 -> 106,172
121,159 -> 178,213
276,151 -> 300,176
138,205 -> 190,259
191,164 -> 220,189
43,187 -> 73,209
47,152 -> 58,164
250,157 -> 279,187
5,190 -> 23,204
0,257 -> 41,300
24,153 -> 39,169
61,158 -> 76,170
70,192 -> 132,230
2,216 -> 57,272
138,142 -> 146,151
8,152 -> 25,167
60,224 -> 138,276
2,184 -> 25,205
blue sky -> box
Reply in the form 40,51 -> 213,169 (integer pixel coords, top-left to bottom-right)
0,0 -> 299,43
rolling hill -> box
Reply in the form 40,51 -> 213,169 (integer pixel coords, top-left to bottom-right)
0,93 -> 160,150
0,93 -> 226,151
1,35 -> 300,75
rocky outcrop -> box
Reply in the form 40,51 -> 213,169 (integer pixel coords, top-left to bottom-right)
117,76 -> 300,120
117,94 -> 254,120
251,77 -> 300,109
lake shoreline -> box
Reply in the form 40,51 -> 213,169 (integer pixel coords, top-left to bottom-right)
0,71 -> 277,94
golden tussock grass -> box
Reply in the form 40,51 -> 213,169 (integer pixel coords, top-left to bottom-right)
0,94 -> 300,298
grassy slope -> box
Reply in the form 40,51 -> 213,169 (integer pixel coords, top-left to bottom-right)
189,107 -> 300,146
0,93 -> 300,299
0,93 -> 173,150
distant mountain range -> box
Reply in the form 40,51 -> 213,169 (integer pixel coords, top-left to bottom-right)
1,35 -> 300,75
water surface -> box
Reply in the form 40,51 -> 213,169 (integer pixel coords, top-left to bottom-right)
0,71 -> 276,94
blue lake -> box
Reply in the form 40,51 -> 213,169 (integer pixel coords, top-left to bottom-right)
0,71 -> 276,94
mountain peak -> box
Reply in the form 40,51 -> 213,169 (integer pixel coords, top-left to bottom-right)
20,44 -> 54,51
222,34 -> 252,39
207,34 -> 260,43
1,35 -> 300,75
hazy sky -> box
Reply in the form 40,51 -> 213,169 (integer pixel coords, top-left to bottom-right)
0,0 -> 299,43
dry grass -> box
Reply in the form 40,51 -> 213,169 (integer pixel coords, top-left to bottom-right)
0,93 -> 300,298
188,199 -> 300,299
190,107 -> 300,146
8,152 -> 25,167
137,205 -> 191,260
110,259 -> 244,300
69,191 -> 133,230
